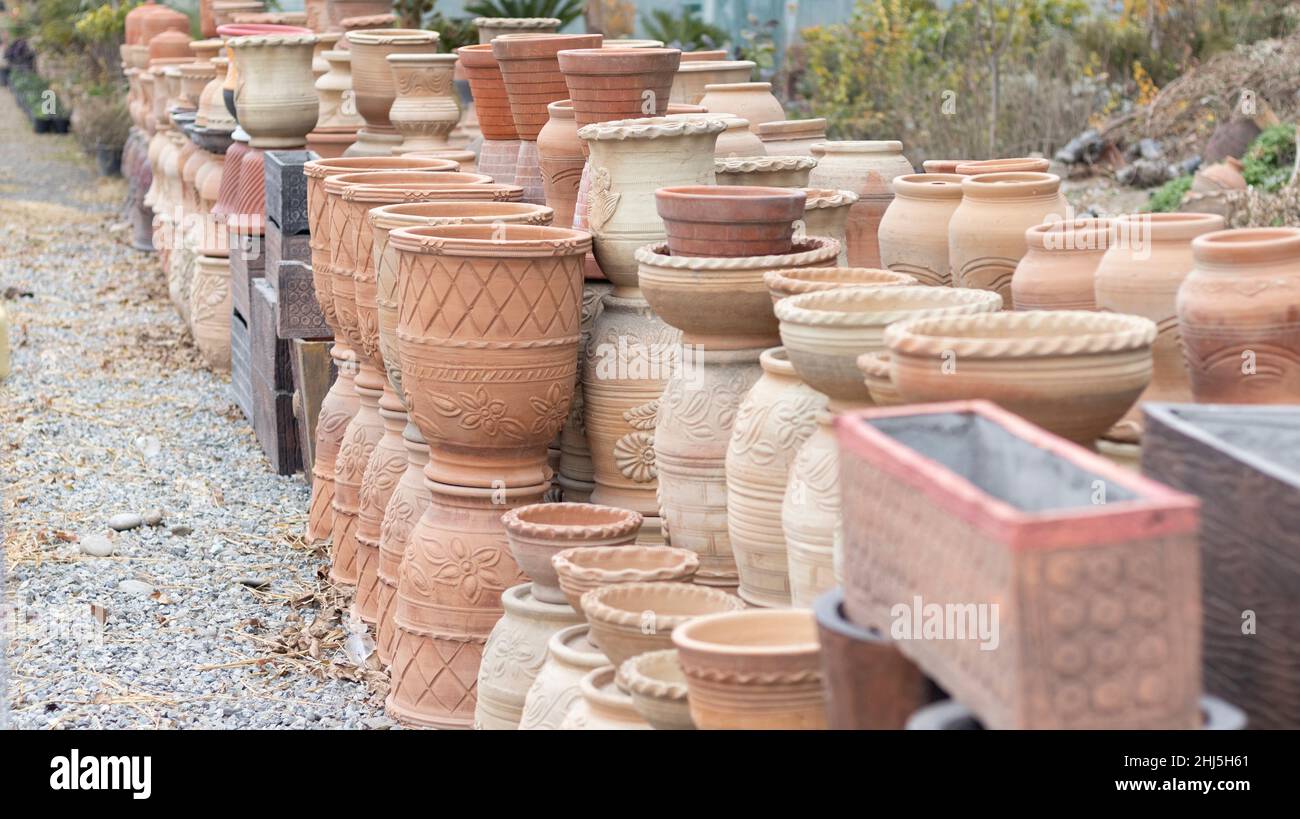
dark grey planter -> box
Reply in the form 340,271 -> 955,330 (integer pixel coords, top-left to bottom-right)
907,696 -> 1246,730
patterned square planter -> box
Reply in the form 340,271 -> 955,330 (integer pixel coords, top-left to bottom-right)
1142,402 -> 1300,729
836,399 -> 1202,729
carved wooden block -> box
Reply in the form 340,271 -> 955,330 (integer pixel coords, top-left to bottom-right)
227,227 -> 265,319
263,149 -> 312,236
836,399 -> 1202,730
1142,403 -> 1300,730
273,260 -> 331,339
290,338 -> 337,479
264,221 -> 311,287
230,306 -> 254,423
250,279 -> 293,391
253,367 -> 302,476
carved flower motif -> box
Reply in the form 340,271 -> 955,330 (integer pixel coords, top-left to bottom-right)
528,383 -> 571,436
430,537 -> 507,603
614,430 -> 656,483
432,386 -> 527,441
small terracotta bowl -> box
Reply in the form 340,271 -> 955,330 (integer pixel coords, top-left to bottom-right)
763,266 -> 916,305
856,351 -> 901,407
656,185 -> 807,257
581,581 -> 744,667
553,545 -> 700,615
502,503 -> 642,606
620,649 -> 695,730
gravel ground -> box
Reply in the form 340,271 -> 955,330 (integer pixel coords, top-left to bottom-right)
0,88 -> 389,729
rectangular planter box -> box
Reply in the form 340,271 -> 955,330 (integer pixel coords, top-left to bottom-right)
230,306 -> 254,424
264,221 -> 311,285
272,260 -> 331,339
1142,403 -> 1300,730
228,227 -> 265,319
253,368 -> 302,476
250,279 -> 293,391
290,338 -> 337,481
263,150 -> 312,236
836,399 -> 1202,730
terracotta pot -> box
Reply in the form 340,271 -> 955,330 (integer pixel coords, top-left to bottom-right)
620,649 -> 694,729
512,138 -> 547,204
387,53 -> 460,154
725,348 -> 826,607
1192,156 -> 1247,193
339,13 -> 395,40
656,185 -> 806,258
763,265 -> 914,305
582,582 -> 744,667
456,44 -> 517,141
150,30 -> 195,64
557,47 -> 681,136
213,1 -> 266,28
190,254 -> 232,371
800,188 -> 859,265
714,155 -> 816,188
535,100 -> 585,226
327,0 -> 394,30
376,420 -> 429,665
698,82 -> 783,131
557,281 -> 614,500
877,172 -> 963,286
856,351 -> 900,406
311,49 -> 364,131
713,116 -> 766,158
405,148 -> 476,173
837,399 -> 1201,729
954,156 -> 1050,175
305,130 -> 357,158
387,481 -> 540,728
306,0 -> 328,33
475,583 -> 585,730
346,29 -> 439,137
1095,212 -> 1225,433
948,171 -> 1068,304
579,115 -> 727,297
673,608 -> 826,729
197,58 -> 237,133
670,60 -> 755,105
922,159 -> 969,174
1176,227 -> 1300,404
390,224 -> 587,487
1012,218 -> 1112,311
813,588 -> 933,729
501,503 -> 643,604
681,49 -> 728,62
228,33 -> 319,148
475,16 -> 561,44
808,140 -> 912,269
781,411 -> 839,606
353,389 -> 406,622
637,236 -> 840,349
559,666 -> 652,729
307,367 -> 358,547
757,118 -> 826,157
519,624 -> 608,729
886,310 -> 1157,445
131,2 -> 191,45
603,39 -> 665,49
331,365 -> 384,586
492,34 -> 603,141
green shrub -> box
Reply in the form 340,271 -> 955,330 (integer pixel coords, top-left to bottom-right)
1144,175 -> 1193,212
1242,123 -> 1297,193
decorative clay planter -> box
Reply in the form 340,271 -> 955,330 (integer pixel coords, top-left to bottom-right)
386,53 -> 460,154
655,185 -> 805,258
552,545 -> 699,615
954,156 -> 1050,175
558,281 -> 613,500
697,82 -> 784,131
582,581 -> 744,667
456,44 -> 517,141
558,666 -> 652,730
877,172 -> 963,286
713,117 -> 766,158
906,697 -> 1245,730
808,140 -> 912,268
763,265 -> 914,305
345,28 -> 439,155
620,649 -> 695,729
713,155 -> 816,188
475,16 -> 561,44
799,189 -> 859,265
519,624 -> 608,730
375,420 -> 429,665
501,503 -> 643,604
669,59 -> 754,105
536,100 -> 585,227
557,47 -> 681,137
757,118 -> 827,156
1012,218 -> 1113,311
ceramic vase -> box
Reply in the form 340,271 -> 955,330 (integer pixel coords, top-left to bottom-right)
345,28 -> 439,157
501,503 -> 643,604
808,140 -> 912,269
1012,218 -> 1113,311
519,624 -> 608,730
877,172 -> 963,286
714,155 -> 816,188
375,420 -> 429,665
387,53 -> 460,154
757,117 -> 827,156
536,100 -> 586,227
228,33 -> 319,148
669,59 -> 755,105
331,365 -> 384,585
558,666 -> 652,730
620,649 -> 695,729
697,82 -> 783,131
582,582 -> 744,667
857,351 -> 901,406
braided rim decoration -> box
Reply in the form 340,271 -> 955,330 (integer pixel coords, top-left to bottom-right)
635,236 -> 839,270
502,502 -> 643,541
226,34 -> 318,48
473,17 -> 562,28
368,204 -> 554,230
678,664 -> 823,685
884,309 -> 1158,359
764,266 -> 913,296
581,582 -> 743,630
714,155 -> 818,174
803,188 -> 859,209
345,29 -> 439,47
387,226 -> 589,256
620,650 -> 689,702
339,14 -> 398,28
553,545 -> 699,585
776,285 -> 1003,327
578,115 -> 728,143
857,350 -> 891,378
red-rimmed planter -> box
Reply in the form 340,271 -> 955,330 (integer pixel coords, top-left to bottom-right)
492,33 -> 603,141
557,47 -> 681,136
655,185 -> 806,258
836,399 -> 1202,729
456,44 -> 518,141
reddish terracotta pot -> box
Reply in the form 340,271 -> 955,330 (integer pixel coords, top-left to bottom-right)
1178,227 -> 1300,403
552,546 -> 699,616
137,4 -> 192,46
346,28 -> 440,136
307,346 -> 359,543
697,82 -> 784,132
922,159 -> 970,174
492,34 -> 603,141
808,140 -> 913,269
584,582 -> 745,668
375,421 -> 429,665
877,172 -> 964,286
353,388 -> 407,623
457,44 -> 518,141
502,502 -> 643,604
655,185 -> 806,258
557,47 -> 681,135
1012,218 -> 1113,311
536,100 -> 585,226
954,157 -> 1050,175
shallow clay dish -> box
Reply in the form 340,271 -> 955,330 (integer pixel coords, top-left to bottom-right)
502,503 -> 643,605
620,649 -> 695,730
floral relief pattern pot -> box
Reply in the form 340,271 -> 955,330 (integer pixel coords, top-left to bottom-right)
501,503 -> 643,604
808,140 -> 912,268
581,581 -> 745,667
558,666 -> 652,729
620,649 -> 695,729
519,624 -> 608,730
877,172 -> 964,286
353,389 -> 407,623
551,545 -> 699,615
1012,218 -> 1113,311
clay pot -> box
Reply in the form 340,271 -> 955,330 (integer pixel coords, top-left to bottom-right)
670,60 -> 755,105
492,34 -> 603,141
681,49 -> 728,62
1012,218 -> 1112,311
922,159 -> 969,174
150,30 -> 195,64
536,100 -> 585,226
558,666 -> 652,730
948,171 -> 1068,304
1095,213 -> 1225,433
346,28 -> 440,136
714,155 -> 816,188
519,624 -> 608,729
387,53 -> 460,154
637,237 -> 841,349
656,185 -> 806,258
389,224 -> 588,488
954,157 -> 1050,175
698,82 -> 783,131
327,0 -> 394,30
907,697 -> 1245,731
228,33 -> 319,148
1192,156 -> 1247,193
620,649 -> 694,729
313,50 -> 361,133
764,265 -> 915,305
557,47 -> 681,135
513,139 -> 547,204
405,148 -> 476,173
339,14 -> 395,41
578,115 -> 727,297
603,39 -> 665,49
757,117 -> 826,157
582,582 -> 744,667
501,503 -> 643,604
376,421 -> 429,665
213,1 -> 266,28
313,357 -> 360,549
190,254 -> 232,371
713,117 -> 767,158
886,310 -> 1158,444
475,583 -> 584,730
813,588 -> 933,730
557,281 -> 614,500
475,16 -> 561,44
800,189 -> 859,265
856,351 -> 900,406
554,546 -> 698,620
132,2 -> 192,45
725,348 -> 826,607
354,390 -> 407,623
330,366 -> 383,586
781,412 -> 839,606
456,44 -> 517,141
197,57 -> 237,133
877,172 -> 964,286
808,140 -> 912,269
673,608 -> 826,729
1178,227 -> 1300,403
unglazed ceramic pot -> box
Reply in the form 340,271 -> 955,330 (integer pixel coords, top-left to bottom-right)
519,624 -> 608,730
782,412 -> 840,605
475,583 -> 584,730
673,608 -> 826,729
308,49 -> 363,154
354,389 -> 406,622
878,172 -> 963,286
557,47 -> 681,137
954,156 -> 1050,175
386,53 -> 460,154
758,118 -> 827,156
620,649 -> 695,729
697,82 -> 784,131
456,44 -> 517,141
857,351 -> 901,406
578,115 -> 727,296
713,155 -> 816,188
581,582 -> 744,667
713,117 -> 766,158
501,503 -> 643,604
190,254 -> 232,371
558,281 -> 613,500
331,368 -> 383,585
763,265 -> 915,305
800,189 -> 859,265
475,16 -> 561,44
725,348 -> 826,607
307,347 -> 359,542
228,33 -> 319,147
669,59 -> 755,105
559,666 -> 652,730
1178,227 -> 1300,403
346,28 -> 439,148
1095,212 -> 1225,434
552,545 -> 700,615
948,171 -> 1068,304
376,421 -> 429,665
1012,218 -> 1113,311
922,159 -> 968,174
492,34 -> 604,141
886,310 -> 1158,444
655,185 -> 806,258
808,140 -> 912,269
536,100 -> 585,227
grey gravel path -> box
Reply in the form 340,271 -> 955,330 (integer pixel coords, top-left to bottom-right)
0,88 -> 388,729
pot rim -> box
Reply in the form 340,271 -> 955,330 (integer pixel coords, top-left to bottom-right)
339,14 -> 398,30
674,59 -> 756,74
215,23 -> 311,38
1108,211 -> 1224,241
701,81 -> 772,92
552,545 -> 700,584
893,172 -> 964,199
501,582 -> 578,618
325,170 -> 495,196
502,502 -> 643,541
226,32 -> 317,48
758,117 -> 827,136
714,155 -> 818,175
960,171 -> 1062,199
556,46 -> 683,66
765,266 -> 914,296
884,309 -> 1158,359
776,285 -> 1003,327
812,587 -> 889,644
1191,226 -> 1300,266
954,156 -> 1051,175
303,155 -> 457,178
367,201 -> 552,229
546,99 -> 574,117
455,43 -> 502,65
386,52 -> 459,65
812,139 -> 903,155
656,183 -> 806,208
582,581 -> 744,629
672,608 -> 820,658
761,346 -> 796,376
802,187 -> 860,209
491,32 -> 603,60
388,222 -> 592,255
619,650 -> 689,702
472,16 -> 562,28
547,624 -> 607,669
579,666 -> 637,713
636,235 -> 839,270
1025,217 -> 1115,251
577,113 -> 728,142
345,28 -> 440,47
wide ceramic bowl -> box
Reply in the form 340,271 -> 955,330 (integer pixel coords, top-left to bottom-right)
655,185 -> 806,258
581,581 -> 744,667
552,545 -> 700,615
502,503 -> 643,605
620,649 -> 695,730
763,266 -> 914,305
713,155 -> 819,188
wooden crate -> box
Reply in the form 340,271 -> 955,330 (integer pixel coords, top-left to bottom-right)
290,338 -> 337,479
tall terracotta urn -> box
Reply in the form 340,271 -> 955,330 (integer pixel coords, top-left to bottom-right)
344,28 -> 439,157
457,44 -> 521,184
808,140 -> 912,269
948,171 -> 1068,305
1178,227 -> 1300,404
387,53 -> 461,154
877,172 -> 963,286
1012,218 -> 1112,311
307,49 -> 364,158
536,100 -> 586,229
